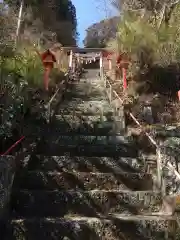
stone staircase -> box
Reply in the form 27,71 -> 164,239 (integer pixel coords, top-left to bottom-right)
5,70 -> 178,239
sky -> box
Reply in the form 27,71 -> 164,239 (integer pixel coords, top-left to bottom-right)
72,0 -> 116,47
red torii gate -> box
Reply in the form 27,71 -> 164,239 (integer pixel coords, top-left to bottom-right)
34,45 -> 130,92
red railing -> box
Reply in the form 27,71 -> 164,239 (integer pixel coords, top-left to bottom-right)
0,72 -> 70,157
0,136 -> 25,156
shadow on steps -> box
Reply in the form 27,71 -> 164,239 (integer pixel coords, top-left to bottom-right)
5,215 -> 176,240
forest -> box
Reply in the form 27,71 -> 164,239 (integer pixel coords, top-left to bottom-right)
0,0 -> 78,152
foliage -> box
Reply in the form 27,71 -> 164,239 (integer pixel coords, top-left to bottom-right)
4,47 -> 43,86
0,44 -> 43,140
111,0 -> 180,18
100,0 -> 180,125
109,4 -> 180,98
0,3 -> 17,45
83,16 -> 119,48
4,0 -> 78,46
0,3 -> 71,152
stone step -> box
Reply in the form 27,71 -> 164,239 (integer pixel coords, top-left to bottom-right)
67,82 -> 105,90
67,96 -> 107,102
61,100 -> 110,107
65,90 -> 106,101
161,137 -> 180,154
58,107 -> 112,115
53,116 -> 118,132
72,82 -> 104,89
69,86 -> 100,92
36,142 -> 138,157
11,190 -> 162,218
47,127 -> 121,135
59,100 -> 111,110
128,125 -> 180,141
52,90 -> 107,102
68,79 -> 104,85
54,115 -> 125,132
42,135 -> 131,146
57,109 -> 114,116
14,171 -> 153,191
76,78 -> 102,82
54,114 -> 112,123
50,119 -> 123,135
22,155 -> 145,173
148,125 -> 180,138
6,215 -> 177,239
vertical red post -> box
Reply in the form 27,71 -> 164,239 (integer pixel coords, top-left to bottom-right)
116,53 -> 122,81
44,67 -> 52,91
122,67 -> 127,90
35,48 -> 56,91
178,90 -> 180,101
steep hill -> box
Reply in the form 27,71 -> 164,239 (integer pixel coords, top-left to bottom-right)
84,16 -> 119,48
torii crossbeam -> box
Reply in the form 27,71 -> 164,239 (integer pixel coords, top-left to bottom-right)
62,47 -> 105,53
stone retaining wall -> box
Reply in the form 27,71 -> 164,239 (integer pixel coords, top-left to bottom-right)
0,156 -> 15,223
159,138 -> 180,195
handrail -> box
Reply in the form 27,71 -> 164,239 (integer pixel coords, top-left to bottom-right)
46,77 -> 68,122
47,87 -> 61,106
103,73 -> 180,194
0,85 -> 63,156
0,74 -> 69,156
0,136 -> 25,156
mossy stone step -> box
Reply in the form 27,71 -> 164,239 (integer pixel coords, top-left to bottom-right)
65,90 -> 106,100
43,135 -> 130,146
57,102 -> 112,115
46,127 -> 120,135
54,114 -> 110,122
57,109 -> 114,115
11,190 -> 162,217
22,155 -> 145,173
14,171 -> 153,191
36,143 -> 138,157
6,215 -> 177,239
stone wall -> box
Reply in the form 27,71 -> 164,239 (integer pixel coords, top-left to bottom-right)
158,138 -> 180,195
0,156 -> 15,223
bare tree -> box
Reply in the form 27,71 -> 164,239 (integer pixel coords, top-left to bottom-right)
93,0 -> 117,18
111,0 -> 180,27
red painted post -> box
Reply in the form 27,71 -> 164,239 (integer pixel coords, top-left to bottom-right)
116,53 -> 122,81
43,66 -> 52,91
41,50 -> 56,91
35,48 -> 56,91
178,90 -> 180,101
116,52 -> 129,91
122,67 -> 127,90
